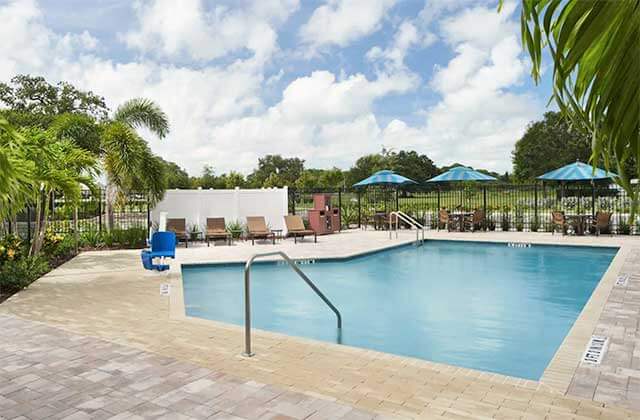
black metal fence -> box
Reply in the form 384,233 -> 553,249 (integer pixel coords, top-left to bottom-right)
290,183 -> 637,234
6,189 -> 150,241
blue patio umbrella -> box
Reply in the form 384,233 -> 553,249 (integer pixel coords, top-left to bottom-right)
353,170 -> 418,187
426,166 -> 497,182
537,161 -> 617,181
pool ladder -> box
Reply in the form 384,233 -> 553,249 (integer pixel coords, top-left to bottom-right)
388,211 -> 425,246
242,251 -> 342,357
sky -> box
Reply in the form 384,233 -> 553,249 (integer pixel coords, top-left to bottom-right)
0,0 -> 553,176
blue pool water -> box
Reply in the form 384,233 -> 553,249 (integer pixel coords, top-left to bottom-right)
182,241 -> 617,379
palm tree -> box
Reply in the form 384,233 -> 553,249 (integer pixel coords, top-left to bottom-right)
0,118 -> 34,224
101,98 -> 169,230
16,128 -> 99,255
510,0 -> 639,213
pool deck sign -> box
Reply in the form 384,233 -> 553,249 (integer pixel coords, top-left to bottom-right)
160,284 -> 171,296
615,274 -> 629,287
582,335 -> 609,365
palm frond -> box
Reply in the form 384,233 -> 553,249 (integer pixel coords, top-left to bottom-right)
113,98 -> 169,139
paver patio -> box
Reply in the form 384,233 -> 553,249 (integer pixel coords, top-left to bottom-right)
1,229 -> 640,419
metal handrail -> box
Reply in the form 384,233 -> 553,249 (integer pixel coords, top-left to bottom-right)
388,211 -> 425,244
242,251 -> 342,357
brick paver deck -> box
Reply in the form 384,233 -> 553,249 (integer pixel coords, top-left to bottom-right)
0,316 -> 380,420
1,230 -> 639,419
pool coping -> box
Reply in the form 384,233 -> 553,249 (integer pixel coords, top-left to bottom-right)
169,235 -> 625,396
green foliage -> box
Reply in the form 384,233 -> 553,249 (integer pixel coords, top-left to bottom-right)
0,235 -> 24,266
80,227 -> 147,249
113,98 -> 169,139
512,112 -> 591,181
340,200 -> 359,228
159,158 -> 191,189
40,230 -> 75,262
225,220 -> 245,238
0,75 -> 108,120
0,255 -> 49,295
514,0 -> 640,216
48,113 -> 102,155
247,155 -> 304,188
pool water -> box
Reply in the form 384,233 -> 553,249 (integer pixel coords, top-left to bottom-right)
182,241 -> 617,379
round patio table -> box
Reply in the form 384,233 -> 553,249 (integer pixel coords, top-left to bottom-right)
566,215 -> 588,235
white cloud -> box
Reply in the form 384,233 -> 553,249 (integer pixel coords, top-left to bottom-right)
0,0 -> 543,176
300,0 -> 397,49
122,0 -> 299,65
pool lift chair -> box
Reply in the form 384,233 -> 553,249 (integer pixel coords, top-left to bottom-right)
141,231 -> 176,272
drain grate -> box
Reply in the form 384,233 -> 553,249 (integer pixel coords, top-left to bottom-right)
582,336 -> 609,365
615,274 -> 629,287
507,242 -> 531,248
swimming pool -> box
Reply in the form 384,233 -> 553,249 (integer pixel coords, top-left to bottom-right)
182,241 -> 617,379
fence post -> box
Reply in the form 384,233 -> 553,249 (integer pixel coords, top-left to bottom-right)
338,189 -> 342,231
591,183 -> 596,219
98,189 -> 102,232
395,189 -> 399,211
483,186 -> 487,215
437,188 -> 441,210
357,190 -> 361,228
534,183 -> 538,228
146,199 -> 151,238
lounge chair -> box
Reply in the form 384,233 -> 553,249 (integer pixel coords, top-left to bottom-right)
205,217 -> 232,246
284,215 -> 317,243
437,209 -> 450,231
166,218 -> 189,247
551,211 -> 568,235
464,209 -> 486,232
591,211 -> 612,235
246,216 -> 275,245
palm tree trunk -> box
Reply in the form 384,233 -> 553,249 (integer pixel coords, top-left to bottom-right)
29,190 -> 48,256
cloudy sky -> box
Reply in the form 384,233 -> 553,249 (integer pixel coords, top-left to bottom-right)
1,0 -> 551,175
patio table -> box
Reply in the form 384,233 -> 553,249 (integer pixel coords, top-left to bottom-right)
450,212 -> 473,232
566,214 -> 589,236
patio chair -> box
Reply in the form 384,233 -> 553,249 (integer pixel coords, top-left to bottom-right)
205,217 -> 232,246
437,208 -> 450,231
551,211 -> 568,235
284,215 -> 317,243
464,209 -> 486,232
246,216 -> 275,245
166,218 -> 189,247
592,211 -> 612,235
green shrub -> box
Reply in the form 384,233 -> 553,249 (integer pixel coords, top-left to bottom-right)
80,229 -> 102,248
0,235 -> 24,266
122,227 -> 147,248
0,255 -> 49,295
618,218 -> 631,235
41,230 -> 76,261
226,220 -> 245,238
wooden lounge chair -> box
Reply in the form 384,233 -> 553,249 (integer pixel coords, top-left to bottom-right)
551,211 -> 568,235
592,211 -> 612,235
166,218 -> 189,247
205,217 -> 232,246
246,216 -> 275,245
437,208 -> 450,231
464,209 -> 485,232
284,215 -> 317,243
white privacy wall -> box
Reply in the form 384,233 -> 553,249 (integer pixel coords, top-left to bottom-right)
151,187 -> 289,234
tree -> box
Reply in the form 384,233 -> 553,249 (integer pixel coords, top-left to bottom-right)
514,1 -> 639,209
0,119 -> 34,222
48,113 -> 102,155
159,158 -> 190,189
388,150 -> 439,183
100,98 -> 169,229
345,153 -> 389,186
0,75 -> 108,120
247,155 -> 304,188
512,112 -> 591,180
